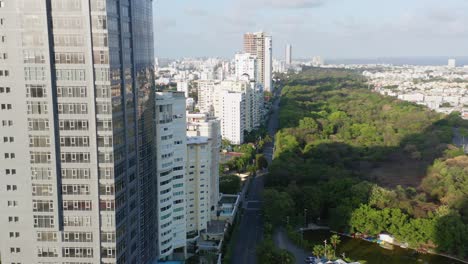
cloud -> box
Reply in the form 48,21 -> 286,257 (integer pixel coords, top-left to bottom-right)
262,0 -> 327,8
156,0 -> 468,58
237,0 -> 330,9
184,7 -> 210,17
391,8 -> 468,38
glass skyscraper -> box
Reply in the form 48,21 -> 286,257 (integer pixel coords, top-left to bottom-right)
0,0 -> 156,263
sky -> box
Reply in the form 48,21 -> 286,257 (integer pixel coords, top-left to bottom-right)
153,0 -> 468,59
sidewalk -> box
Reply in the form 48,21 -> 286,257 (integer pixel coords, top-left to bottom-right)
273,228 -> 310,264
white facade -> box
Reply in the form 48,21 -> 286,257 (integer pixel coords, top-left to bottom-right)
186,137 -> 212,234
197,80 -> 263,137
155,92 -> 187,258
235,53 -> 258,82
273,59 -> 287,73
186,113 -> 222,219
197,80 -> 220,114
286,44 -> 292,65
448,59 -> 457,68
220,91 -> 245,145
264,36 -> 273,92
200,70 -> 215,80
217,80 -> 262,133
177,81 -> 189,98
312,56 -> 325,66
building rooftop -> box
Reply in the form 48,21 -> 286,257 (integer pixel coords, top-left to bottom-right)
187,113 -> 207,118
220,195 -> 238,204
187,136 -> 209,145
155,91 -> 185,101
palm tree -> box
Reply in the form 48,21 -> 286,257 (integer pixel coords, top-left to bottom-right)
324,244 -> 334,260
330,234 -> 341,259
312,245 -> 324,259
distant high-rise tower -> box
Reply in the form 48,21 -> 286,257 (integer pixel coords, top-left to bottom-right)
286,44 -> 292,65
243,32 -> 273,92
0,1 -> 157,263
448,59 -> 457,68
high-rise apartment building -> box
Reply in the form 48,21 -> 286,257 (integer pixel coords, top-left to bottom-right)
185,137 -> 211,235
243,32 -> 273,92
218,80 -> 262,133
0,0 -> 156,263
264,36 -> 273,92
286,44 -> 292,65
220,91 -> 245,145
197,80 -> 219,114
177,81 -> 189,98
235,53 -> 258,82
186,113 -> 221,219
154,92 -> 187,260
197,79 -> 263,143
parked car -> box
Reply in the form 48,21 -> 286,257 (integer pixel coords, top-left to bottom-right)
304,256 -> 315,263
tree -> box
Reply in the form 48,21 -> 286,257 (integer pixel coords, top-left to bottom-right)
434,213 -> 468,257
330,234 -> 341,258
324,244 -> 334,260
299,117 -> 319,131
256,154 -> 268,170
262,189 -> 295,226
221,139 -> 231,150
313,245 -> 324,259
235,158 -> 246,172
257,239 -> 295,264
219,175 -> 241,194
247,164 -> 257,175
265,68 -> 468,257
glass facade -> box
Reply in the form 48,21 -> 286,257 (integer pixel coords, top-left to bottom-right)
0,0 -> 155,263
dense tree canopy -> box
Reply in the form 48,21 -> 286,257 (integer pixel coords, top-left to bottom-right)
219,175 -> 241,194
263,68 -> 468,257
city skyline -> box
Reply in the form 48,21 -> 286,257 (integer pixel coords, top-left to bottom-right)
154,0 -> 468,59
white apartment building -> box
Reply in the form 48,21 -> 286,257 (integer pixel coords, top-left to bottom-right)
186,137 -> 212,235
286,44 -> 292,65
0,1 -> 157,263
448,59 -> 457,68
197,79 -> 263,143
273,59 -> 287,73
235,53 -> 258,82
200,70 -> 215,81
177,81 -> 189,98
155,92 -> 187,260
186,113 -> 221,219
197,80 -> 220,114
264,36 -> 273,92
312,56 -> 325,66
220,91 -> 245,145
217,80 -> 263,133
